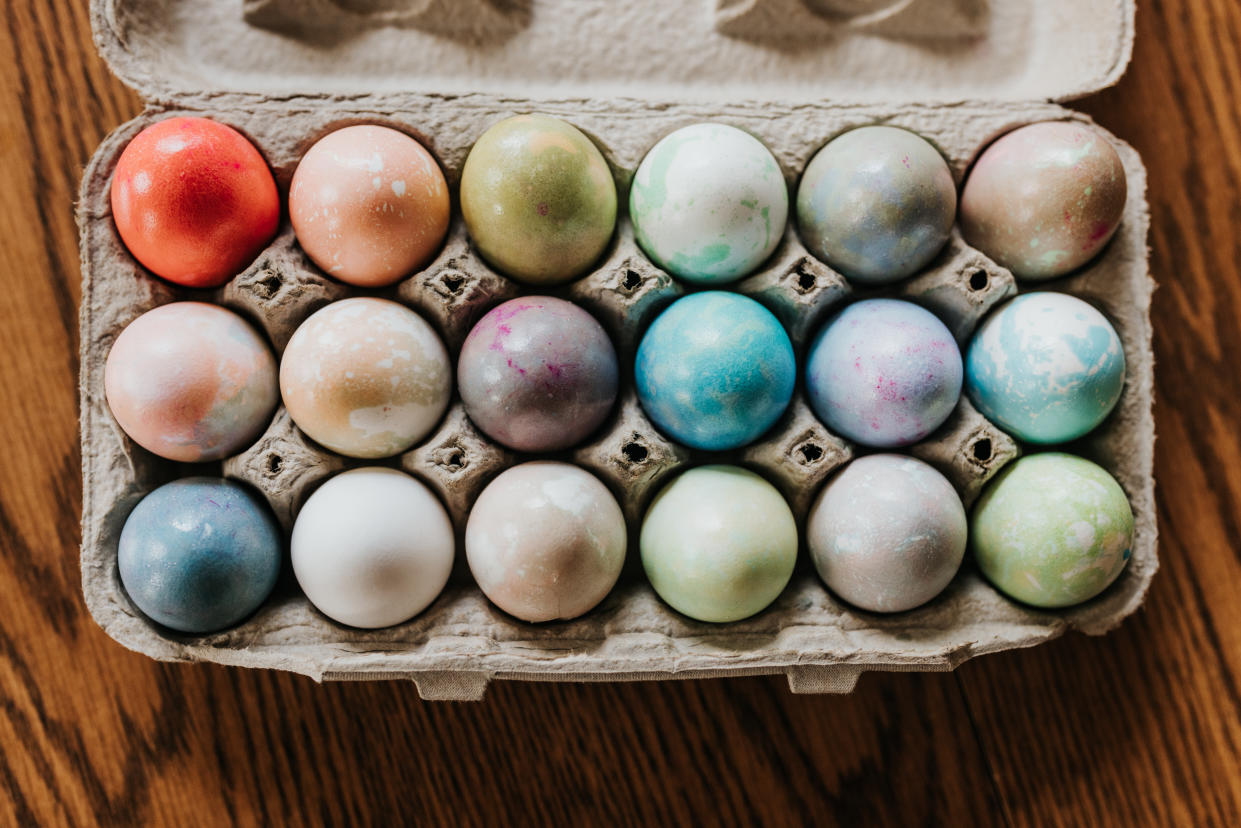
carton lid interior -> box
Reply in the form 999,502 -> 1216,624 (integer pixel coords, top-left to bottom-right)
94,0 -> 1134,104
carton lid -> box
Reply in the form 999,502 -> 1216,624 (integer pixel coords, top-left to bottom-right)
94,0 -> 1134,104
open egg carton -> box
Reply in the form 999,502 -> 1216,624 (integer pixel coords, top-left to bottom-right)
79,0 -> 1154,699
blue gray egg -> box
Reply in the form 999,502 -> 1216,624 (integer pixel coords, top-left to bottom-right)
118,477 -> 282,633
966,292 -> 1125,444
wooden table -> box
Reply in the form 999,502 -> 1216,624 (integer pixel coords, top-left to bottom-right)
2,1 -> 1239,824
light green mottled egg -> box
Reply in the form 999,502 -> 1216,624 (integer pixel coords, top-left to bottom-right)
640,465 -> 797,623
971,453 -> 1134,608
630,123 -> 788,285
460,114 -> 617,285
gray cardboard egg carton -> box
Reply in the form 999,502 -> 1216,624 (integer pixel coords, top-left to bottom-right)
79,0 -> 1154,700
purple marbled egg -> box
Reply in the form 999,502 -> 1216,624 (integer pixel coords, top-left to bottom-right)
458,297 -> 619,452
806,299 -> 962,447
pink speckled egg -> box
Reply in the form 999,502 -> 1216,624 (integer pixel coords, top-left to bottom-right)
960,121 -> 1127,281
279,298 -> 452,458
466,462 -> 626,622
104,302 -> 278,462
289,125 -> 451,287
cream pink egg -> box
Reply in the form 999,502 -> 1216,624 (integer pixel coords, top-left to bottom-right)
465,462 -> 626,622
289,125 -> 450,287
104,302 -> 278,462
279,297 -> 452,459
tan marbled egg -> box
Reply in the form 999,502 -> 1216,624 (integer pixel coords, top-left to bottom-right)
279,298 -> 452,458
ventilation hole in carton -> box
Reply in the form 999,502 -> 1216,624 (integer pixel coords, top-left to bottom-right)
792,264 -> 817,293
440,273 -> 465,294
968,269 -> 989,292
265,454 -> 283,475
622,441 -> 649,464
971,438 -> 992,463
797,443 -> 824,464
622,269 -> 642,291
445,450 -> 465,471
255,272 -> 282,299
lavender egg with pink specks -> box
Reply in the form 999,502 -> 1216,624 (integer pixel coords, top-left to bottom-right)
458,297 -> 619,452
806,299 -> 962,447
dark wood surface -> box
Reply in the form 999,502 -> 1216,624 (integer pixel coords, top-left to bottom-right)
3,1 -> 1240,824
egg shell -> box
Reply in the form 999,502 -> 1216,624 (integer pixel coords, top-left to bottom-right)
105,302 -> 279,462
966,292 -> 1125,445
971,452 -> 1134,608
805,298 -> 962,448
459,114 -> 617,285
289,125 -> 450,287
465,462 -> 626,622
279,297 -> 452,459
807,454 -> 966,613
796,126 -> 956,284
110,117 -> 279,288
291,467 -> 455,628
118,477 -> 282,634
960,121 -> 1127,280
635,291 -> 795,451
630,123 -> 788,285
641,465 -> 797,623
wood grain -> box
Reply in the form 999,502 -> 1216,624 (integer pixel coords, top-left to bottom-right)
2,0 -> 1239,824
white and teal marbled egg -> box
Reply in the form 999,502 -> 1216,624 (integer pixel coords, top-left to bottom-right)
966,292 -> 1125,445
629,123 -> 788,285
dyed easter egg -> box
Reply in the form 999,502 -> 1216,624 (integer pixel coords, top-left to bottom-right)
641,465 -> 796,623
292,467 -> 454,628
635,292 -> 795,451
960,121 -> 1127,280
971,453 -> 1134,608
458,297 -> 618,452
807,454 -> 966,613
630,123 -> 788,285
806,299 -> 962,447
460,114 -> 617,284
280,298 -> 452,458
289,125 -> 450,287
466,462 -> 626,622
105,302 -> 278,462
796,126 -> 956,284
966,292 -> 1125,444
119,478 -> 281,633
111,117 -> 279,288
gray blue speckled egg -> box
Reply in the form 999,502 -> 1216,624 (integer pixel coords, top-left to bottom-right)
805,299 -> 962,447
118,477 -> 282,633
808,454 -> 966,613
796,126 -> 956,284
966,292 -> 1125,445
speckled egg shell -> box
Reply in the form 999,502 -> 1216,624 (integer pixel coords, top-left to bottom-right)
971,453 -> 1134,608
459,114 -> 617,285
279,298 -> 452,459
805,299 -> 962,448
105,302 -> 279,463
465,462 -> 626,623
796,126 -> 956,284
119,477 -> 282,633
289,124 -> 450,287
457,297 -> 618,452
291,467 -> 455,628
635,291 -> 795,451
641,465 -> 797,623
960,121 -> 1127,281
966,292 -> 1125,445
630,123 -> 788,285
807,454 -> 966,613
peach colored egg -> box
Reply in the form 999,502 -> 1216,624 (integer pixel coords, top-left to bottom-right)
279,298 -> 452,458
104,302 -> 279,462
289,125 -> 450,287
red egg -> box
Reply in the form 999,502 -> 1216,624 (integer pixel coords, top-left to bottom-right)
110,117 -> 280,288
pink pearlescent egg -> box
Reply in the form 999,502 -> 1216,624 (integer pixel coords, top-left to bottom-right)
466,462 -> 626,622
289,125 -> 450,287
104,302 -> 278,462
279,298 -> 452,459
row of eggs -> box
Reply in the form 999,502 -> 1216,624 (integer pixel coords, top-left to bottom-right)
105,287 -> 1126,465
118,449 -> 1134,635
110,114 -> 1128,293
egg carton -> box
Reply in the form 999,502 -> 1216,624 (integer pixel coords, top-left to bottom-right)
79,0 -> 1154,699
